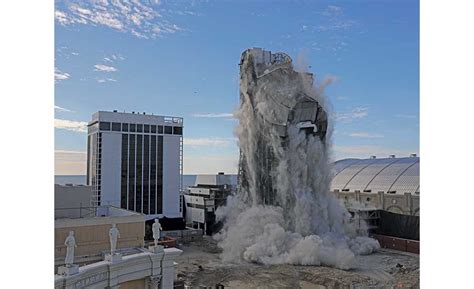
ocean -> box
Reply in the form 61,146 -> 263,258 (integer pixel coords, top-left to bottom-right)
55,175 -> 237,188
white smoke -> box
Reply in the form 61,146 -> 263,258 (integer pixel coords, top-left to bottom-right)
214,50 -> 379,269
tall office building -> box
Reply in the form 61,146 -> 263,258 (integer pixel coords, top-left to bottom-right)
87,111 -> 183,221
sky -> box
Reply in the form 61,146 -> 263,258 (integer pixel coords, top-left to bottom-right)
54,0 -> 419,175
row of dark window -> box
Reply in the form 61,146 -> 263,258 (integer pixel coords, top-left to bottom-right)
87,132 -> 102,203
121,134 -> 163,214
98,121 -> 182,135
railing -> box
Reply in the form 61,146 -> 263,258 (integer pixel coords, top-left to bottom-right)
55,205 -> 141,219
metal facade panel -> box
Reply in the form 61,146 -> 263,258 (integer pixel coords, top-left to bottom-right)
389,162 -> 420,194
366,158 -> 418,193
332,159 -> 361,176
344,158 -> 400,192
331,159 -> 377,191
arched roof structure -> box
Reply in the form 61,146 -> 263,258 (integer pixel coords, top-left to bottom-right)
331,156 -> 419,195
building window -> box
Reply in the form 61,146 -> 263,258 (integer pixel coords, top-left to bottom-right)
164,126 -> 172,134
99,122 -> 111,131
136,134 -> 143,213
173,126 -> 183,135
157,136 -> 163,214
158,125 -> 163,134
137,124 -> 143,133
128,134 -> 136,211
130,123 -> 136,132
143,135 -> 150,214
121,134 -> 128,209
150,135 -> 157,214
151,125 -> 157,133
144,124 -> 150,133
122,123 -> 129,132
112,122 -> 121,131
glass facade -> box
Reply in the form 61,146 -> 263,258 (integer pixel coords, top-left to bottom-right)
117,132 -> 165,214
143,135 -> 150,214
112,122 -> 121,131
120,134 -> 128,208
150,135 -> 157,214
99,122 -> 111,131
173,126 -> 183,135
164,126 -> 172,134
157,136 -> 163,214
128,134 -> 136,210
136,134 -> 142,213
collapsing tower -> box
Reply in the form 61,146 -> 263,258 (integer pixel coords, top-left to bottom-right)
237,48 -> 328,206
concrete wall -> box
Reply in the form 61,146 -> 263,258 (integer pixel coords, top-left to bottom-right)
55,185 -> 93,218
55,215 -> 145,266
162,136 -> 181,219
101,132 -> 122,207
334,191 -> 420,216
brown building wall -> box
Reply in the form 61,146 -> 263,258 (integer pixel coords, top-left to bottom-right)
55,215 -> 145,263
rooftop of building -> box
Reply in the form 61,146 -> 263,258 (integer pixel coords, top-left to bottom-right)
55,205 -> 143,220
90,110 -> 183,126
331,155 -> 419,195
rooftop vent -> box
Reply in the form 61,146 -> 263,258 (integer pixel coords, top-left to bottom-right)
389,155 -> 396,158
410,153 -> 417,157
143,112 -> 146,115
132,111 -> 135,114
370,155 -> 376,159
218,172 -> 224,175
113,110 -> 117,112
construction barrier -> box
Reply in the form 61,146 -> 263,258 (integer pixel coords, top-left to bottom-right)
371,233 -> 419,254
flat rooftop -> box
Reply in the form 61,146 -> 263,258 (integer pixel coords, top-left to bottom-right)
90,110 -> 183,126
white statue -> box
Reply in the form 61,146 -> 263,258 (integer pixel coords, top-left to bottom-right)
109,224 -> 120,254
64,231 -> 77,266
152,219 -> 163,247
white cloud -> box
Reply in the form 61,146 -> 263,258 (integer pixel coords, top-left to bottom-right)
333,145 -> 418,160
55,119 -> 88,133
97,78 -> 117,83
54,105 -> 73,113
184,137 -> 236,147
104,54 -> 125,63
55,150 -> 87,175
191,113 -> 234,118
94,64 -> 117,72
55,1 -> 190,39
334,107 -> 369,122
349,132 -> 384,138
55,67 -> 70,81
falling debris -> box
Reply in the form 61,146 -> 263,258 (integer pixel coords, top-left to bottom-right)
214,48 -> 379,269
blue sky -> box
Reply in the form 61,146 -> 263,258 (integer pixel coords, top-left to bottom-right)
54,0 -> 419,175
